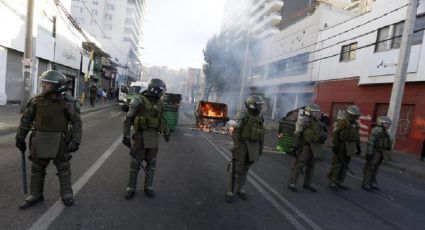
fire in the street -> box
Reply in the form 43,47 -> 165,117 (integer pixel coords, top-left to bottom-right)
200,102 -> 225,118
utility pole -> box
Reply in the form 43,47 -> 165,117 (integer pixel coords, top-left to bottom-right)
237,36 -> 250,111
82,50 -> 95,105
386,0 -> 418,160
21,0 -> 34,111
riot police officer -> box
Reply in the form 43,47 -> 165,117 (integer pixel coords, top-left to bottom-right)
362,116 -> 392,191
226,95 -> 265,203
122,78 -> 170,199
328,105 -> 361,190
16,70 -> 82,209
288,104 -> 325,192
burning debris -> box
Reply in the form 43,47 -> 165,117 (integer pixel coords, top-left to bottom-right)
195,101 -> 230,134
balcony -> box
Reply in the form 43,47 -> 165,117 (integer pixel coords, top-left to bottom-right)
256,27 -> 279,40
249,0 -> 284,26
252,12 -> 282,33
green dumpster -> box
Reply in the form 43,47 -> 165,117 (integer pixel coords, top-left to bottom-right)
163,93 -> 182,132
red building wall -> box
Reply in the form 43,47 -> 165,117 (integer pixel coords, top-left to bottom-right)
314,78 -> 425,156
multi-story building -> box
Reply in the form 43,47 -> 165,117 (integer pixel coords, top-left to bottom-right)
315,0 -> 425,155
70,0 -> 147,85
239,0 -> 352,119
221,0 -> 284,40
0,0 -> 102,105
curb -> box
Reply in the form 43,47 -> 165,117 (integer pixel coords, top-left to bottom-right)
0,104 -> 118,136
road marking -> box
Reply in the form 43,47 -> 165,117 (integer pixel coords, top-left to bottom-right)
108,111 -> 123,119
202,133 -> 318,230
29,136 -> 123,230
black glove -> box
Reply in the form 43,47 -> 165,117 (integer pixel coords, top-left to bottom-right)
331,145 -> 338,153
67,142 -> 79,153
366,154 -> 373,162
356,150 -> 362,155
259,146 -> 264,156
164,134 -> 170,143
122,136 -> 131,149
15,138 -> 26,152
231,147 -> 237,154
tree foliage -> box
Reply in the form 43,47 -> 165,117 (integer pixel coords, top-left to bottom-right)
202,33 -> 247,101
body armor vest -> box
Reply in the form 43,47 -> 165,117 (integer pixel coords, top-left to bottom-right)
338,119 -> 359,142
240,113 -> 265,141
375,127 -> 392,150
302,118 -> 322,144
33,97 -> 68,132
133,96 -> 162,131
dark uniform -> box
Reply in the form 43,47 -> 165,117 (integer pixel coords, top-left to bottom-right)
226,95 -> 265,203
16,70 -> 82,209
89,84 -> 97,107
122,79 -> 170,199
288,104 -> 325,192
362,116 -> 392,191
328,105 -> 361,190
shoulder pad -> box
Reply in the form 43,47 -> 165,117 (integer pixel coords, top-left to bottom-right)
64,92 -> 76,102
336,119 -> 348,129
371,127 -> 382,135
130,97 -> 142,108
236,110 -> 248,120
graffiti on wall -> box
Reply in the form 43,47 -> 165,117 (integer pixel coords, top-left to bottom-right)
410,115 -> 425,140
358,115 -> 372,143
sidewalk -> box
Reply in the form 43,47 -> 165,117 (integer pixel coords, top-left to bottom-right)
0,99 -> 118,136
262,116 -> 425,180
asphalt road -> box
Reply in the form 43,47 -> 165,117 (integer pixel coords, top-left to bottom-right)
1,106 -> 424,230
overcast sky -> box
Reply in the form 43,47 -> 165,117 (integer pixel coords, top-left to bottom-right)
141,0 -> 226,69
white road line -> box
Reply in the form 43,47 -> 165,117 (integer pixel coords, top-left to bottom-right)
29,136 -> 123,230
217,144 -> 324,230
201,133 -> 309,230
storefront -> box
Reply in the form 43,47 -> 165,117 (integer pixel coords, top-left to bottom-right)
315,78 -> 425,155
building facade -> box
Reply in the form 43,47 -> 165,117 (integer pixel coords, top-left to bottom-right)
70,0 -> 147,83
315,0 -> 425,155
0,0 -> 98,105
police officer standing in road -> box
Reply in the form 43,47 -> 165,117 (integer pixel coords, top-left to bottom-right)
226,95 -> 266,203
15,70 -> 82,209
288,104 -> 326,193
122,79 -> 170,199
328,105 -> 362,190
362,116 -> 392,191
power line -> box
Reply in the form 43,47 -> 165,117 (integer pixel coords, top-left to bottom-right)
261,3 -> 409,62
78,0 -> 131,57
307,27 -> 425,64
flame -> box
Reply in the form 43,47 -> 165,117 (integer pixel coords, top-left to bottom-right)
201,103 -> 225,118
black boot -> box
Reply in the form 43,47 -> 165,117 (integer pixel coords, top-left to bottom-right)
57,162 -> 74,207
125,160 -> 139,199
20,164 -> 45,209
303,184 -> 317,192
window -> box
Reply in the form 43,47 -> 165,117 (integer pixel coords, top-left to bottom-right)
104,24 -> 112,30
413,15 -> 425,45
391,21 -> 404,49
340,42 -> 357,62
106,4 -> 115,10
92,9 -> 98,16
375,15 -> 425,52
124,27 -> 132,33
123,36 -> 131,42
92,1 -> 98,5
104,35 -> 112,39
105,14 -> 112,20
267,53 -> 309,79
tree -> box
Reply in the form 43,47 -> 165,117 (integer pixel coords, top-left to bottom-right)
202,33 -> 247,101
